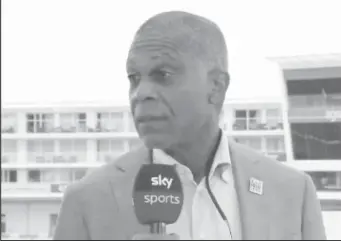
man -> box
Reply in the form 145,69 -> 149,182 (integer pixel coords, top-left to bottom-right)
54,11 -> 326,240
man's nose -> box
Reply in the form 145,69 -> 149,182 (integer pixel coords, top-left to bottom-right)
131,79 -> 157,102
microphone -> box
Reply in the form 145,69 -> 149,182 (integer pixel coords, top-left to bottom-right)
132,164 -> 184,235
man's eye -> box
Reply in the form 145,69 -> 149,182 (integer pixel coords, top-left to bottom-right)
152,70 -> 172,81
128,74 -> 140,85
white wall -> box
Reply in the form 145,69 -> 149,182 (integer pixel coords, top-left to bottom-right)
323,211 -> 341,240
2,201 -> 61,237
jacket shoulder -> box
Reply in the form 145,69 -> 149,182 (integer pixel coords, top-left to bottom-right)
234,141 -> 307,182
64,147 -> 146,195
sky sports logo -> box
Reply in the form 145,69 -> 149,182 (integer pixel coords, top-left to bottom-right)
144,175 -> 181,205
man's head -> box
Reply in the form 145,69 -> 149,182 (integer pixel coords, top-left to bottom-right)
126,11 -> 230,149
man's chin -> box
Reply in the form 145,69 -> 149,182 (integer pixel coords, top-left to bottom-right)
140,134 -> 172,150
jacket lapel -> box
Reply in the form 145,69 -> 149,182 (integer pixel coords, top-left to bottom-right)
108,147 -> 150,239
229,140 -> 270,240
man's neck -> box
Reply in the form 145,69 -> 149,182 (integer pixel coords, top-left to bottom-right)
165,124 -> 221,183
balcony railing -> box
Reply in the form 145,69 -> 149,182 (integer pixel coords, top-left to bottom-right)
26,124 -> 128,134
232,118 -> 284,131
27,124 -> 89,133
27,154 -> 86,164
95,121 -> 124,132
1,127 -> 16,133
2,183 -> 51,194
2,183 -> 72,196
289,107 -> 341,122
289,94 -> 341,108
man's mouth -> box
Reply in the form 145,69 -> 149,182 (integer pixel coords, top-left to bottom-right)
136,116 -> 168,123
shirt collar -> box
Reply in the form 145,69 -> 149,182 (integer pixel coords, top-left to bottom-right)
152,131 -> 232,183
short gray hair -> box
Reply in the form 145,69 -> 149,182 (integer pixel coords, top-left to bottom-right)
132,11 -> 228,72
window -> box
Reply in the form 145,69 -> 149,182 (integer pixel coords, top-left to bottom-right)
307,171 -> 341,191
233,109 -> 262,130
248,110 -> 262,130
97,140 -> 124,153
264,137 -> 286,161
59,170 -> 73,183
97,140 -> 125,163
27,140 -> 55,163
1,214 -> 6,234
265,109 -> 283,130
27,169 -> 88,184
58,140 -> 86,163
291,122 -> 341,160
59,113 -> 87,132
59,113 -> 73,131
27,140 -> 54,153
265,137 -> 285,153
97,112 -> 124,132
1,113 -> 17,133
42,170 -> 58,183
1,140 -> 17,164
28,170 -> 41,183
1,170 -> 17,183
234,110 -> 247,130
59,140 -> 86,153
26,113 -> 54,133
2,140 -> 17,153
77,113 -> 87,132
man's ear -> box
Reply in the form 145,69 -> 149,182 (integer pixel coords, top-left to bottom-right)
208,70 -> 230,105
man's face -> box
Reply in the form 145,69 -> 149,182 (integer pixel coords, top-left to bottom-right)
126,35 -> 211,149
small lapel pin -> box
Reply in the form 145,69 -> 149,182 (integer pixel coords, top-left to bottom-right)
249,177 -> 263,195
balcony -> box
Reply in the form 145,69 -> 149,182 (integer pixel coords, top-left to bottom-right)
1,154 -> 17,164
1,127 -> 16,134
232,119 -> 283,130
2,126 -> 139,140
27,153 -> 86,164
289,94 -> 341,108
1,183 -> 67,200
28,124 -> 90,134
95,121 -> 124,133
231,118 -> 284,137
289,107 -> 341,122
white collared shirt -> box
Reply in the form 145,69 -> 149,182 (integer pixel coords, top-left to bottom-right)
153,133 -> 242,240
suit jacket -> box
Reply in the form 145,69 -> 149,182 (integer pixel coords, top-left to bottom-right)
53,140 -> 326,240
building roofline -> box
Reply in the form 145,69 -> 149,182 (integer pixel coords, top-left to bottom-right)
267,53 -> 341,69
2,97 -> 284,111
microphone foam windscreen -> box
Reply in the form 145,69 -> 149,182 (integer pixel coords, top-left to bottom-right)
132,164 -> 184,225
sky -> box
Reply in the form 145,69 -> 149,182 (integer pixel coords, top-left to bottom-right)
2,0 -> 341,106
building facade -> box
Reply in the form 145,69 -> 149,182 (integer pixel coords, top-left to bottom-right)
1,76 -> 341,239
271,53 -> 341,239
1,99 -> 288,239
